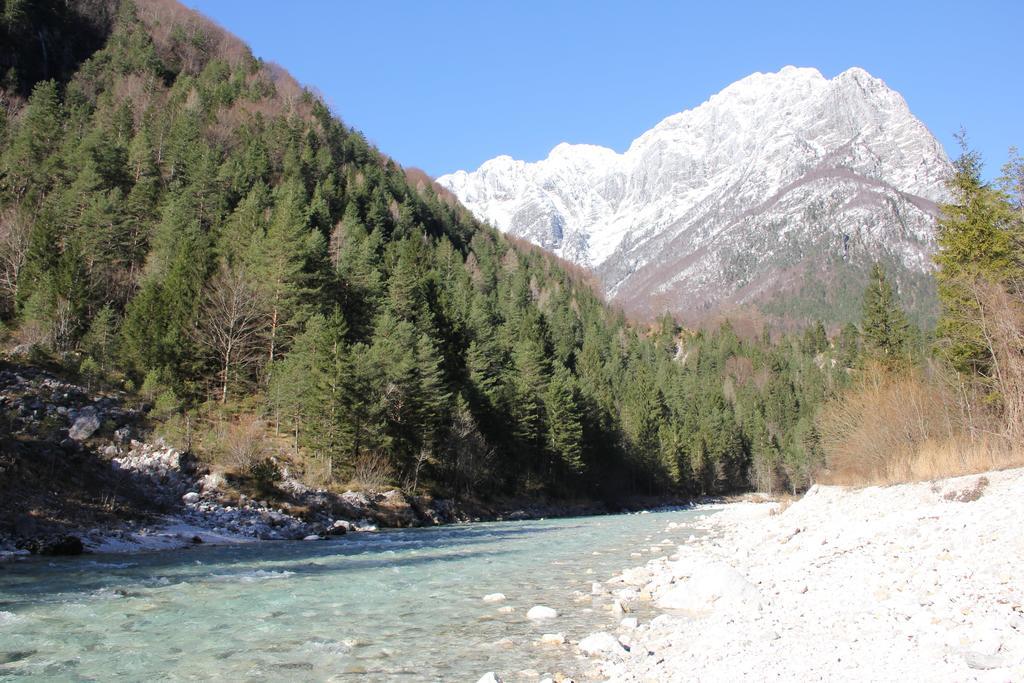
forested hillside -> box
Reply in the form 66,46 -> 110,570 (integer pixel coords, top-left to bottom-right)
0,0 -> 860,501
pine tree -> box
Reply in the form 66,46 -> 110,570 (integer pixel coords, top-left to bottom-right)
935,145 -> 1024,374
82,304 -> 118,370
246,179 -> 326,369
836,322 -> 860,368
860,263 -> 910,368
509,335 -> 550,470
268,314 -> 329,448
801,320 -> 828,355
409,332 -> 450,490
332,202 -> 383,338
621,361 -> 665,485
545,363 -> 585,477
1,79 -> 63,205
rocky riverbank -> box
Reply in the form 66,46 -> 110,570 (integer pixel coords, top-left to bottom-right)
573,468 -> 1024,681
0,360 -> 684,559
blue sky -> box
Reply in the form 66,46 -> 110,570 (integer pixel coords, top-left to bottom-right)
186,1 -> 1021,179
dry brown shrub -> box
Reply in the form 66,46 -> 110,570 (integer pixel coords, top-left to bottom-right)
111,72 -> 163,125
818,363 -> 1024,485
769,497 -> 795,516
300,454 -> 334,489
892,439 -> 1021,483
349,451 -> 394,491
725,355 -> 755,386
135,0 -> 251,73
213,416 -> 270,473
403,167 -> 461,206
970,278 -> 1024,441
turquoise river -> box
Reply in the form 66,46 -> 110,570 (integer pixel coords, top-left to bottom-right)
0,508 -> 707,681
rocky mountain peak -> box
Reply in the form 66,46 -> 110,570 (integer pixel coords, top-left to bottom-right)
438,66 -> 952,324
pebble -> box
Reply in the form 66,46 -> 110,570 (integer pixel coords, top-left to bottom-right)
539,633 -> 566,645
527,605 -> 558,620
579,632 -> 627,656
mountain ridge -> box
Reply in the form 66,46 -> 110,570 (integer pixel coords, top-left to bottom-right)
438,66 -> 952,325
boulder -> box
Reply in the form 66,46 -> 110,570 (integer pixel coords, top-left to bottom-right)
68,407 -> 101,441
374,490 -> 420,527
182,492 -> 201,505
199,472 -> 225,492
482,592 -> 507,603
578,632 -> 627,657
526,605 -> 558,620
657,560 -> 759,615
539,633 -> 566,645
476,673 -> 502,683
327,520 -> 351,536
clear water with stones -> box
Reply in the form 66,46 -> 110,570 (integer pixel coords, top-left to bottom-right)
0,508 -> 706,681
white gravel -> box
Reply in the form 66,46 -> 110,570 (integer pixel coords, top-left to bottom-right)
596,468 -> 1024,681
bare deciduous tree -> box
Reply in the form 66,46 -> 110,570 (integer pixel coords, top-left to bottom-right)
970,277 -> 1024,440
0,208 -> 29,315
192,263 -> 267,403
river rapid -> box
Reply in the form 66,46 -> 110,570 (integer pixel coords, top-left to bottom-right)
0,508 -> 707,682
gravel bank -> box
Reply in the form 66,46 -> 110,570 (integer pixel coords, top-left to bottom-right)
592,469 -> 1024,681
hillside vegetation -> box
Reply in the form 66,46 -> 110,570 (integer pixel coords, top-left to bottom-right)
0,0 -> 843,502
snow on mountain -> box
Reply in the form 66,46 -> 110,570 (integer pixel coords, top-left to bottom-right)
438,66 -> 952,323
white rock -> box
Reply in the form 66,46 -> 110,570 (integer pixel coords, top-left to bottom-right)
539,633 -> 566,645
182,492 -> 200,505
620,617 -> 639,629
656,560 -> 759,614
482,592 -> 507,603
302,534 -> 320,541
69,407 -> 101,441
526,605 -> 558,620
578,631 -> 627,656
199,472 -> 225,491
476,673 -> 502,683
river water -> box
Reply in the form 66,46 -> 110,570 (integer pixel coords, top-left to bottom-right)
0,508 -> 706,681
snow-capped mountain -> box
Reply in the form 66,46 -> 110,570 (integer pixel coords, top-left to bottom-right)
438,66 -> 952,323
